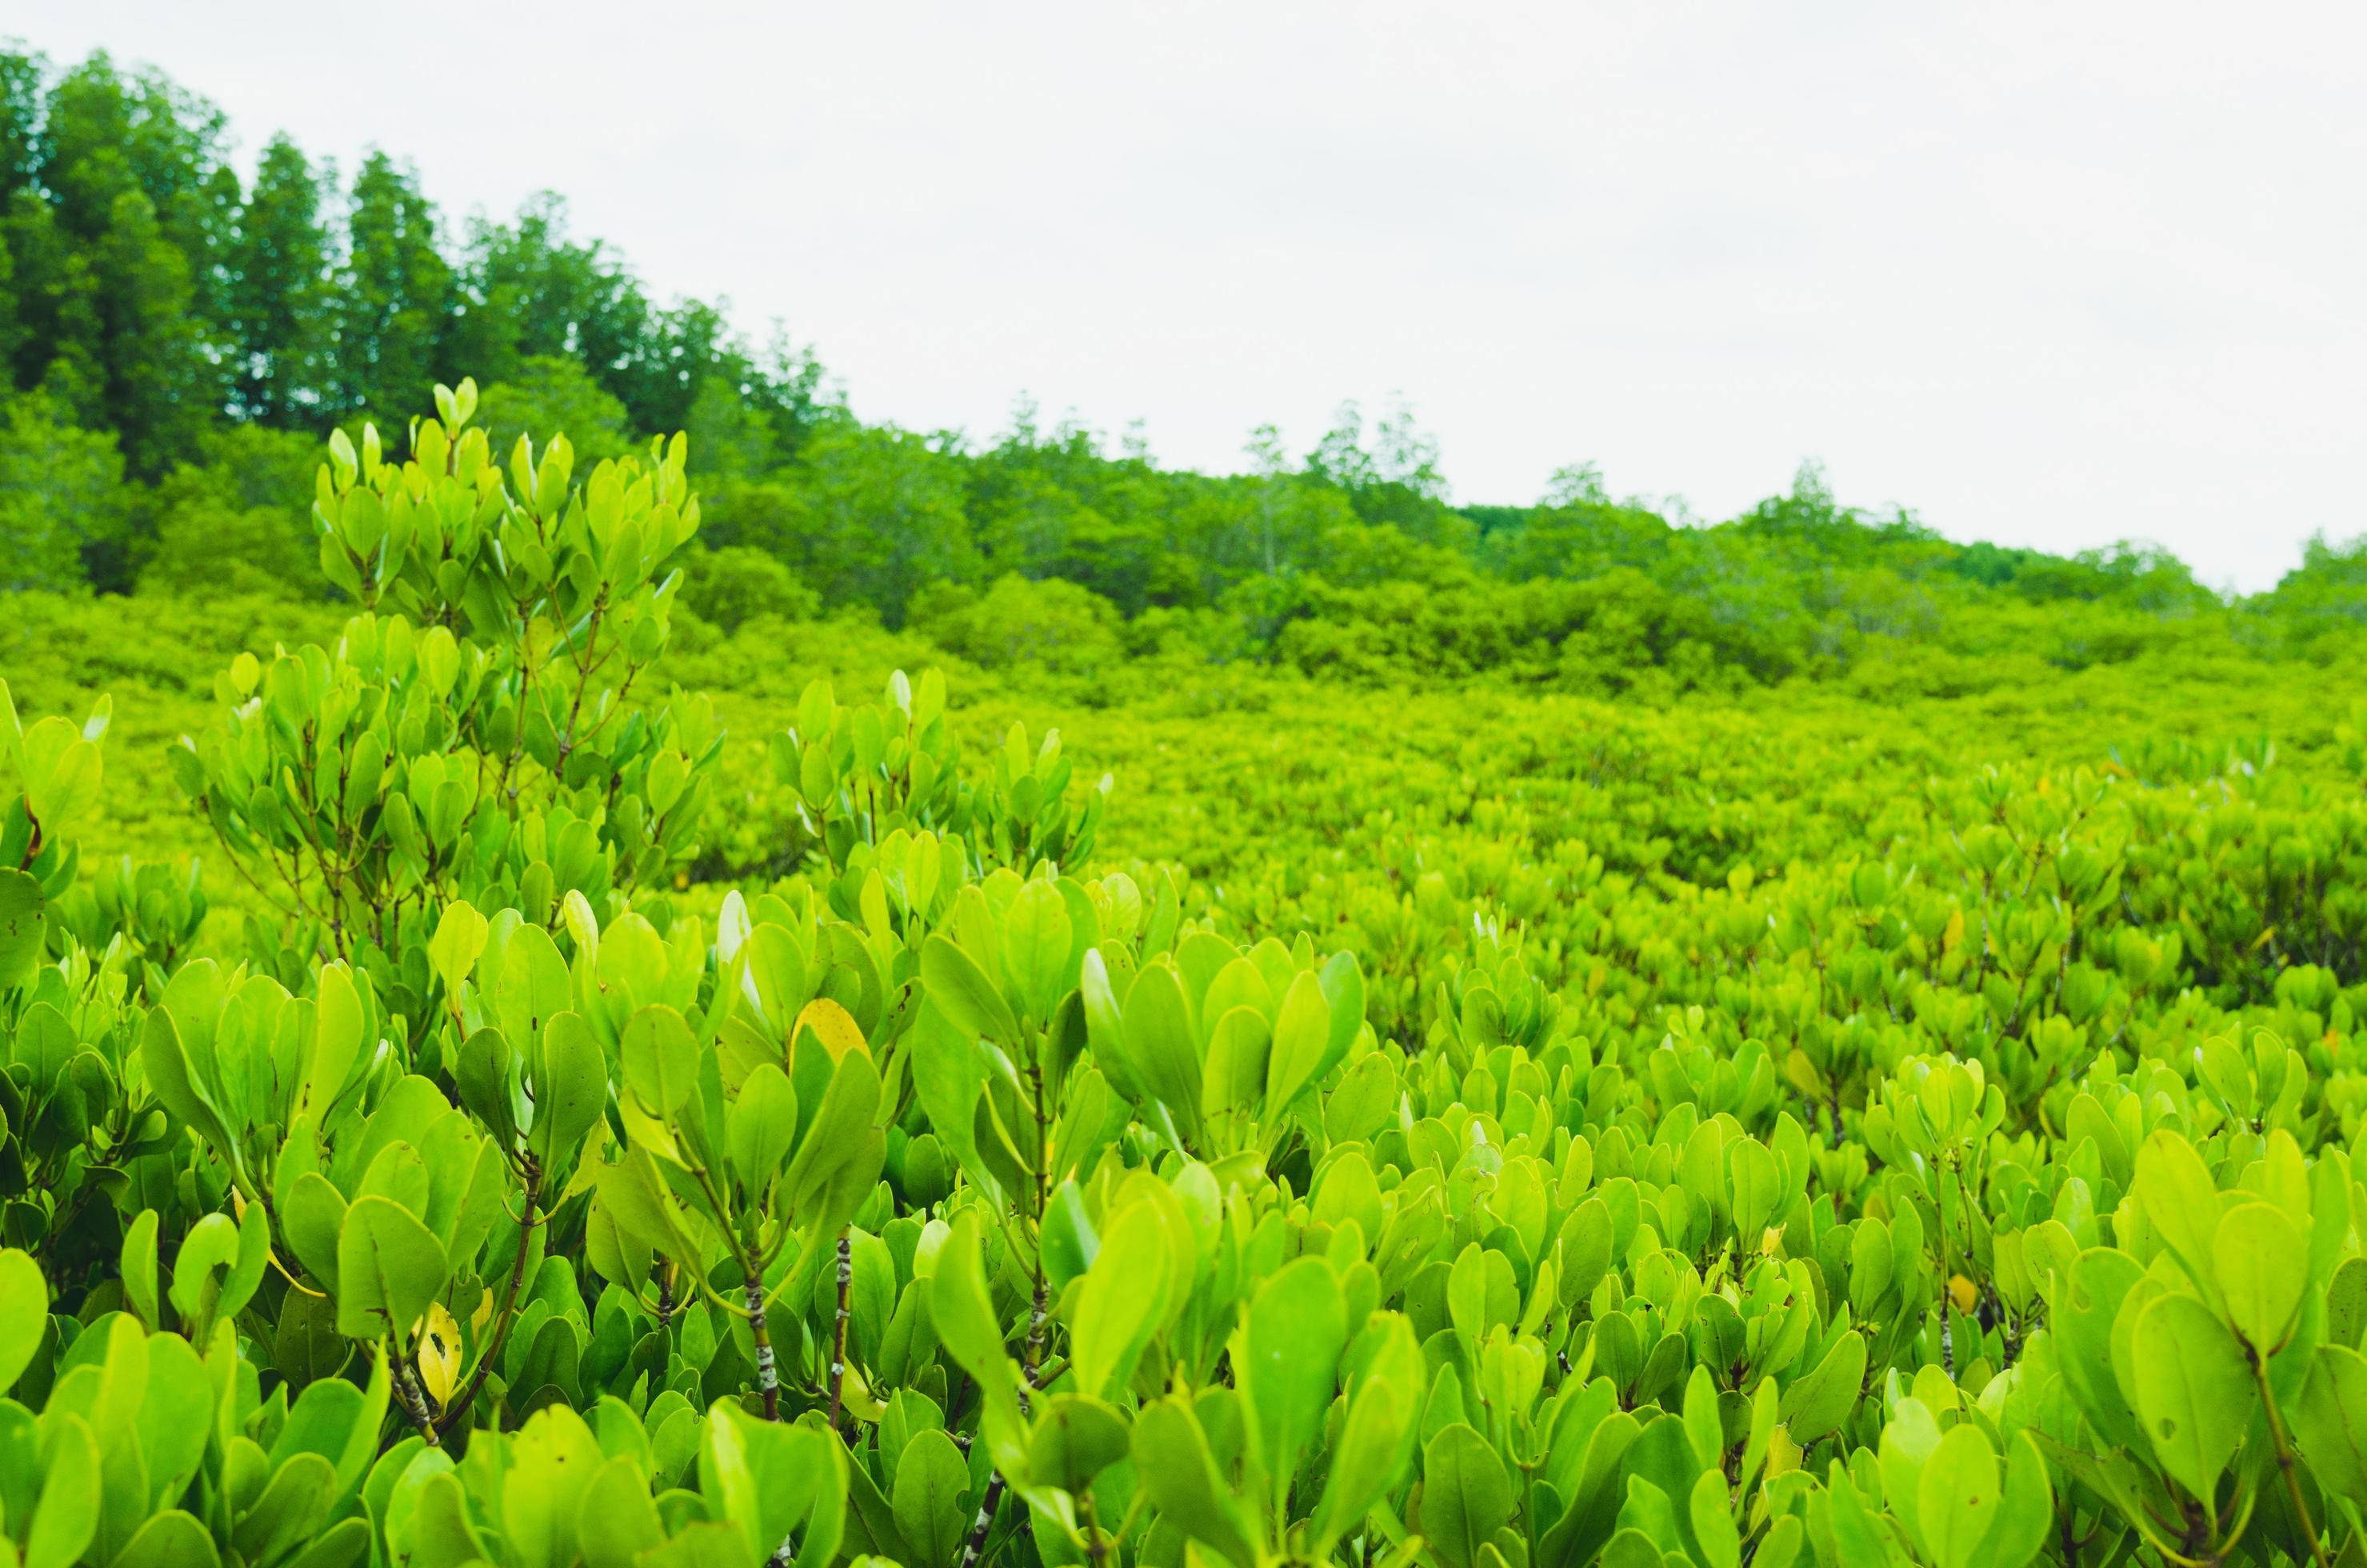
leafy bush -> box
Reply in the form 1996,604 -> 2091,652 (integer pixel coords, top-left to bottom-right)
0,393 -> 129,593
911,574 -> 1127,682
678,543 -> 823,631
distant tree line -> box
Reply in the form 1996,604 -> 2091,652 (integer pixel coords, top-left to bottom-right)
3,40 -> 2361,693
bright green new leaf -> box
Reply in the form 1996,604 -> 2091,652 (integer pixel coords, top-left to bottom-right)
893,1428 -> 971,1566
26,1414 -> 100,1568
1265,968 -> 1332,1114
2291,1344 -> 2367,1508
0,868 -> 42,989
1002,877 -> 1073,1020
1689,1467 -> 1741,1568
2131,1290 -> 2253,1502
111,1510 -> 220,1568
120,1209 -> 162,1329
579,1455 -> 666,1568
2133,1131 -> 2223,1302
0,1248 -> 46,1394
1131,1396 -> 1260,1568
2213,1201 -> 2306,1354
922,934 -> 1020,1048
302,962 -> 365,1122
335,1196 -> 450,1342
1242,1255 -> 1348,1498
726,1062 -> 800,1195
1421,1422 -> 1513,1568
1068,1199 -> 1171,1401
1119,962 -> 1204,1143
1026,1394 -> 1130,1494
532,1010 -> 610,1169
1779,1329 -> 1865,1446
620,1005 -> 698,1117
1917,1426 -> 2001,1568
502,1406 -> 605,1568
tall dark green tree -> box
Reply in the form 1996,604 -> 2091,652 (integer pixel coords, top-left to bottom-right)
1,192 -> 100,413
450,194 -> 650,401
331,151 -> 450,420
88,186 -> 206,486
38,53 -> 236,361
227,134 -> 329,425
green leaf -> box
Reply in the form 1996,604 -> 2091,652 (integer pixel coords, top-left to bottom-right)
233,1451 -> 335,1565
1601,1527 -> 1670,1568
120,1208 -> 162,1329
2291,1344 -> 2367,1509
1119,962 -> 1203,1143
1778,1328 -> 1865,1446
496,925 -> 573,1051
335,1195 -> 450,1342
1026,1393 -> 1130,1494
1309,1322 -> 1417,1554
1242,1255 -> 1347,1501
426,899 -> 489,1001
2056,1247 -> 2145,1450
1967,1433 -> 2055,1568
112,1510 -> 221,1568
167,1213 -> 243,1333
893,1427 -> 971,1566
1820,1459 -> 1891,1568
922,933 -> 1021,1049
284,1171 -> 349,1290
580,1455 -> 666,1568
1421,1422 -> 1513,1568
0,1248 -> 46,1394
1002,878 -> 1074,1021
302,963 -> 365,1122
620,1005 -> 698,1117
2133,1132 -> 2223,1304
140,1006 -> 238,1170
532,1010 -> 610,1170
1130,1395 -> 1261,1568
286,1518 -> 369,1568
1917,1425 -> 2001,1568
2213,1201 -> 2307,1354
502,1406 -> 605,1568
1068,1199 -> 1172,1402
1264,968 -> 1331,1114
2131,1290 -> 2253,1502
26,1414 -> 99,1568
930,1210 -> 1011,1385
0,867 -> 43,989
1689,1468 -> 1741,1568
726,1062 -> 800,1196
1312,950 -> 1365,1082
780,1048 -> 883,1226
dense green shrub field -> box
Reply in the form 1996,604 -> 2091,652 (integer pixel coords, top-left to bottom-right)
5,386 -> 2367,1568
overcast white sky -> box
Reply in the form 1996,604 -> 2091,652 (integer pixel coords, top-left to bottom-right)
26,2 -> 2367,592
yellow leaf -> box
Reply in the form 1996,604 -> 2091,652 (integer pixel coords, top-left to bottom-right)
1948,1274 -> 1978,1314
794,997 -> 869,1061
838,1363 -> 886,1424
416,1301 -> 462,1407
1942,910 -> 1965,954
1760,1225 -> 1787,1258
